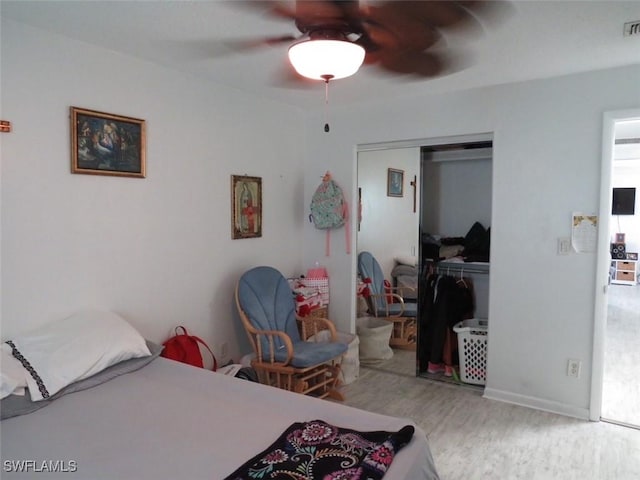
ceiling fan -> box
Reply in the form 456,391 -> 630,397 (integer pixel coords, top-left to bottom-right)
236,0 -> 508,83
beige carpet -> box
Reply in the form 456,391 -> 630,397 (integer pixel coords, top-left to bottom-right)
341,349 -> 640,480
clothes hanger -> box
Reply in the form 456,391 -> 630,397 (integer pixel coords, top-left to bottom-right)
457,267 -> 468,288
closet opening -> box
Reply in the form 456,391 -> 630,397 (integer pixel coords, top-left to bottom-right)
417,137 -> 493,391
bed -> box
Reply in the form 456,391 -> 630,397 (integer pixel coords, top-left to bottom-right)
1,311 -> 440,480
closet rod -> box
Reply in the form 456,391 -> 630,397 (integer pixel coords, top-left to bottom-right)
431,262 -> 490,275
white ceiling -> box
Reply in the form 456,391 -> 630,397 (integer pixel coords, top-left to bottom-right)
2,0 -> 640,112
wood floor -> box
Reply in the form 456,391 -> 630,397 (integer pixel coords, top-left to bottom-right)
602,283 -> 640,426
341,348 -> 640,479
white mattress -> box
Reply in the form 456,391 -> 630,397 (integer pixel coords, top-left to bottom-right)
1,357 -> 439,479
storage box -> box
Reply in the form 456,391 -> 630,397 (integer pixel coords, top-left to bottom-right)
297,277 -> 329,306
453,318 -> 488,385
616,271 -> 635,282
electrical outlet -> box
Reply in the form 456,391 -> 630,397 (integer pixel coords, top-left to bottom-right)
567,359 -> 581,378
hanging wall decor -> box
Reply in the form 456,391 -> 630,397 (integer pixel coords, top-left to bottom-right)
387,168 -> 404,197
231,175 -> 262,239
70,107 -> 146,178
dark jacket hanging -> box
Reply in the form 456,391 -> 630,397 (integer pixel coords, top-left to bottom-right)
418,272 -> 475,371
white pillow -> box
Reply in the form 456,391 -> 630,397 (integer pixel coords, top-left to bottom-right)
5,309 -> 151,401
394,255 -> 418,266
1,344 -> 28,399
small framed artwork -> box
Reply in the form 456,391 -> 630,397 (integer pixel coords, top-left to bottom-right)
70,106 -> 146,178
627,252 -> 638,260
615,233 -> 626,243
231,175 -> 262,239
387,168 -> 404,197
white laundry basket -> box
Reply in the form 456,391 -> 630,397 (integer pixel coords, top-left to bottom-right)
453,318 -> 488,385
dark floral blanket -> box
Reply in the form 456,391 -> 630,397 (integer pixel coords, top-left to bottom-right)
224,419 -> 414,480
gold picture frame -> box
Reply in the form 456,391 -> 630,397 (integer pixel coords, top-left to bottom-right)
70,106 -> 146,178
387,168 -> 404,197
231,175 -> 262,239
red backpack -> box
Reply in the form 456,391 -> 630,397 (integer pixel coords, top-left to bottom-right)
161,326 -> 218,371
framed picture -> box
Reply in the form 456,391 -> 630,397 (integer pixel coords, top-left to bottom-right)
70,106 -> 146,178
627,252 -> 638,260
231,175 -> 262,239
615,233 -> 626,243
387,168 -> 404,197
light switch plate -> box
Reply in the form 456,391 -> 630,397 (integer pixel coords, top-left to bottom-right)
558,237 -> 571,255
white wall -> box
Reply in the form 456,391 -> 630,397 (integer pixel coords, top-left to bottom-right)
4,13 -> 640,421
357,147 -> 420,279
1,19 -> 307,363
422,158 -> 492,237
302,64 -> 640,418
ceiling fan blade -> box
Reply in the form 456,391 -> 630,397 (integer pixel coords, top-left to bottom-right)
355,1 -> 509,79
359,14 -> 441,52
293,0 -> 345,22
376,50 -> 447,77
239,1 -> 298,21
360,0 -> 489,52
247,1 -> 355,32
173,34 -> 296,61
224,34 -> 298,52
380,1 -> 477,29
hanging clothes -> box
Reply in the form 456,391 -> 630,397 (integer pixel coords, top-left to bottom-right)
418,271 -> 475,373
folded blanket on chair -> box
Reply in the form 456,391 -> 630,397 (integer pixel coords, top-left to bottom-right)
224,419 -> 414,480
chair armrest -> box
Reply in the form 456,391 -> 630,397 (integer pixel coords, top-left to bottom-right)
251,328 -> 294,365
388,293 -> 406,315
296,315 -> 338,342
368,293 -> 405,317
388,285 -> 417,297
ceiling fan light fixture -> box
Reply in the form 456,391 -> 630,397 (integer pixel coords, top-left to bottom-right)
288,38 -> 365,81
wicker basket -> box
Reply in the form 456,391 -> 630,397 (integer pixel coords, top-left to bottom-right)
306,306 -> 328,318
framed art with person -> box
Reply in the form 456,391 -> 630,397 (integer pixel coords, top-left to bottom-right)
70,107 -> 146,178
231,175 -> 262,239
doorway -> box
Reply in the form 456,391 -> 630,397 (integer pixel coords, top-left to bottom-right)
591,110 -> 640,428
602,118 -> 640,428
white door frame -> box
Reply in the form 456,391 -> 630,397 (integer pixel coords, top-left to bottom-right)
590,108 -> 640,421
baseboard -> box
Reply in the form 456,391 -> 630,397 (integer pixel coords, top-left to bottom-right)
483,387 -> 590,420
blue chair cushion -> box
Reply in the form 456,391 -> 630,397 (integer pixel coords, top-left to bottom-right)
237,266 -> 301,346
358,251 -> 385,297
374,302 -> 417,318
268,340 -> 348,368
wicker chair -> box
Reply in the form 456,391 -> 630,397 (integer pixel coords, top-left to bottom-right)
357,251 -> 417,348
235,266 -> 346,400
